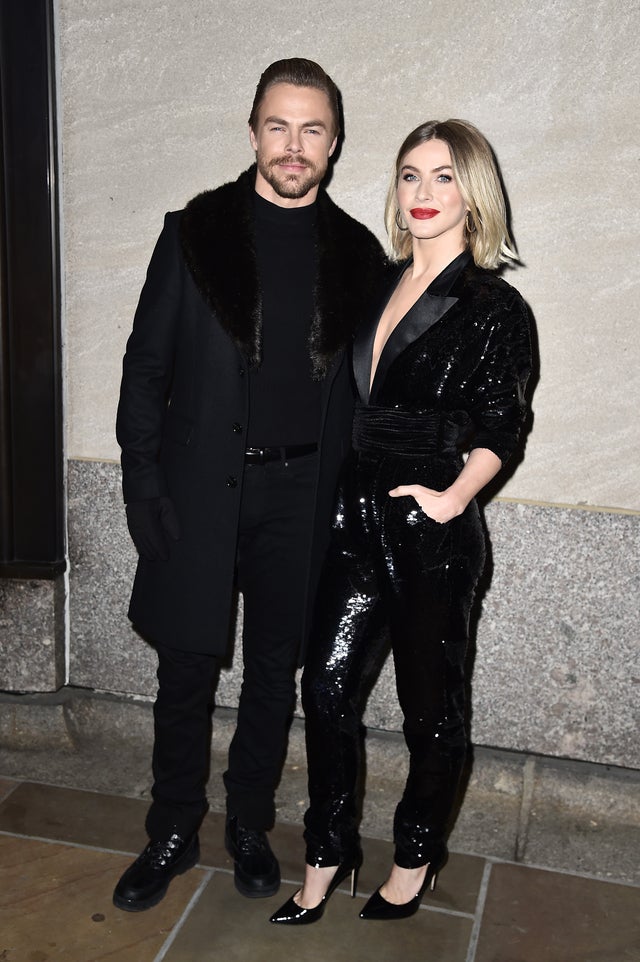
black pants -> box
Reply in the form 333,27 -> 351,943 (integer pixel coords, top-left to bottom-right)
146,452 -> 318,840
302,451 -> 486,868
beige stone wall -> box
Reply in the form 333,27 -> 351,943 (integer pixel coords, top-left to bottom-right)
60,0 -> 640,510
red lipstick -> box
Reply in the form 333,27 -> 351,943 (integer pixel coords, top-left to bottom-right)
410,208 -> 439,219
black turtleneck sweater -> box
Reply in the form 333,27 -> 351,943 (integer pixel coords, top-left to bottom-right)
248,192 -> 321,447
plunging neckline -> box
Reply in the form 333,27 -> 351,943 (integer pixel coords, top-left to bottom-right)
369,274 -> 428,391
358,251 -> 472,405
369,263 -> 424,395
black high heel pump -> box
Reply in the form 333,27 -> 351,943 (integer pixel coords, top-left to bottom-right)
359,858 -> 442,921
269,854 -> 361,925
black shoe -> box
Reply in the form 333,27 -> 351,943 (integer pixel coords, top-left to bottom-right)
224,816 -> 280,898
359,855 -> 444,920
113,832 -> 199,912
270,852 -> 361,925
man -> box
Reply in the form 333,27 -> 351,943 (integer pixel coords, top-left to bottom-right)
113,58 -> 385,912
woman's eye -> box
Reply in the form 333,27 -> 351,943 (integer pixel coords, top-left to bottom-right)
402,173 -> 418,182
436,174 -> 452,183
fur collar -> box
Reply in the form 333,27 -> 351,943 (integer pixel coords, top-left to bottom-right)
180,166 -> 385,379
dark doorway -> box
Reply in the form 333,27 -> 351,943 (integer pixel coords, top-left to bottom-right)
0,0 -> 64,578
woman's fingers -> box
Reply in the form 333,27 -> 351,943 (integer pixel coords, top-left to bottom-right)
389,484 -> 438,498
389,485 -> 451,523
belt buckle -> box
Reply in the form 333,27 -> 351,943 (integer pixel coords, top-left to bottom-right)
246,446 -> 271,465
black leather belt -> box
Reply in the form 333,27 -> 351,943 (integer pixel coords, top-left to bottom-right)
244,443 -> 318,465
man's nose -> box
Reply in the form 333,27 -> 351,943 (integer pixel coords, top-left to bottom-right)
286,132 -> 303,153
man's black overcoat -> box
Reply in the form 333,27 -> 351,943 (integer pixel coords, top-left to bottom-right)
116,166 -> 386,655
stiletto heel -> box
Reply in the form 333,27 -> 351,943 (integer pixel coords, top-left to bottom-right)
359,858 -> 443,921
350,862 -> 359,898
270,851 -> 362,925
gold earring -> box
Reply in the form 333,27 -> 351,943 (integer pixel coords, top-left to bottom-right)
465,211 -> 477,234
395,209 -> 408,231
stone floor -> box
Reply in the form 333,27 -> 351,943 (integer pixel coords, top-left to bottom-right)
1,772 -> 640,962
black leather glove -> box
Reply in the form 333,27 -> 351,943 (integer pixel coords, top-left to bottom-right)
125,496 -> 181,561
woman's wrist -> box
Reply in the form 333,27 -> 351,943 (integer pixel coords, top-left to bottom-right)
442,484 -> 470,517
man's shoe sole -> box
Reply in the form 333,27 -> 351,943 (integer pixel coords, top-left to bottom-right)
232,872 -> 281,899
113,886 -> 170,913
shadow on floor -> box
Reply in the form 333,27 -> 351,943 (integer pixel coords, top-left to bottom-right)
1,776 -> 639,962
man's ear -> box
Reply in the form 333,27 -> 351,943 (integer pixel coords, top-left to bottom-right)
249,124 -> 258,152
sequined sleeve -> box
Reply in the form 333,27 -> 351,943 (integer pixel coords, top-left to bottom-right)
465,288 -> 532,465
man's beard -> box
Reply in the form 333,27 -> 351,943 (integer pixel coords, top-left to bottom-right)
257,154 -> 326,199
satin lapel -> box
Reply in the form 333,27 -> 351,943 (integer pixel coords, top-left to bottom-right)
369,291 -> 458,403
352,280 -> 398,404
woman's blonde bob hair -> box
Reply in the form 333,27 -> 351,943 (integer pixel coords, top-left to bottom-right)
385,119 -> 518,269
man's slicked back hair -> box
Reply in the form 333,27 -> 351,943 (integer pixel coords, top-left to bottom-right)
248,58 -> 340,138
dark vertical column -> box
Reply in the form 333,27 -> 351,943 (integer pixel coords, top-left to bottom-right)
0,0 -> 64,578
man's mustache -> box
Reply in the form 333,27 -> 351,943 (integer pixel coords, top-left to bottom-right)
268,155 -> 314,169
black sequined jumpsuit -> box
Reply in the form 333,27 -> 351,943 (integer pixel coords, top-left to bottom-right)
302,252 -> 532,869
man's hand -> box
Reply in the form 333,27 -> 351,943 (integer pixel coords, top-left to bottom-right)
125,497 -> 181,561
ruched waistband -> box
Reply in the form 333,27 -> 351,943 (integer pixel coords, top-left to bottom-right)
352,403 -> 461,458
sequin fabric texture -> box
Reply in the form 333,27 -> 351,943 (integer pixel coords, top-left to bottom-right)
302,260 -> 532,869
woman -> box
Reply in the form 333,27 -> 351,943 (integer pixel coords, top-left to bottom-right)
270,120 -> 532,924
